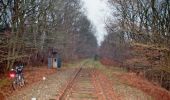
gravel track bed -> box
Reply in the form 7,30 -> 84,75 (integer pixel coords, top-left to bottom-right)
59,68 -> 97,100
8,68 -> 76,100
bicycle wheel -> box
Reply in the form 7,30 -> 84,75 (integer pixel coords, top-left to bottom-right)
20,77 -> 25,87
12,80 -> 17,90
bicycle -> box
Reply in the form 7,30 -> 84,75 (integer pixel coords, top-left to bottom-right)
9,64 -> 25,90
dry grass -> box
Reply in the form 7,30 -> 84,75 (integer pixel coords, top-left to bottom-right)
132,42 -> 169,51
118,72 -> 170,100
94,62 -> 153,100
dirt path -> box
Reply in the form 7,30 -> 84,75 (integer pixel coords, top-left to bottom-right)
8,68 -> 76,100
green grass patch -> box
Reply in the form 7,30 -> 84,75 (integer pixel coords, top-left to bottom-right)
90,60 -> 126,77
64,59 -> 92,68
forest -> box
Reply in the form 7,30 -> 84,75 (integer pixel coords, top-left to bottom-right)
0,0 -> 170,92
100,0 -> 170,90
0,0 -> 97,71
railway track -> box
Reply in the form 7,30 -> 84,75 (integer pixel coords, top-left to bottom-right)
57,67 -> 98,100
55,61 -> 119,100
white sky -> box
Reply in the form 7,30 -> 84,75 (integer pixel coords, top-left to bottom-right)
81,0 -> 111,45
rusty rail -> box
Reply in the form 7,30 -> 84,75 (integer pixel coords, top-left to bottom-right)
57,67 -> 82,100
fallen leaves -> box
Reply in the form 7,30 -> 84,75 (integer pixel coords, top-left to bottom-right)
117,72 -> 170,100
0,66 -> 56,99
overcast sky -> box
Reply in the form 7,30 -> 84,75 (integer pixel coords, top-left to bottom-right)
81,0 -> 111,45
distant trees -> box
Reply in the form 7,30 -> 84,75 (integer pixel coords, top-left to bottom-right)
0,0 -> 97,71
100,23 -> 129,65
74,15 -> 98,59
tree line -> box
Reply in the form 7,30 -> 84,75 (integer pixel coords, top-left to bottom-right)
0,0 -> 98,72
100,0 -> 170,90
